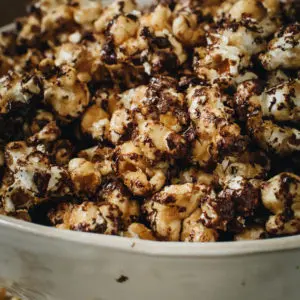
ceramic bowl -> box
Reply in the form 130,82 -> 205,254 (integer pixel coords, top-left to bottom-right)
0,215 -> 300,300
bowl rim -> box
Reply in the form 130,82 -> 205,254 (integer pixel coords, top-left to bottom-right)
1,215 -> 300,257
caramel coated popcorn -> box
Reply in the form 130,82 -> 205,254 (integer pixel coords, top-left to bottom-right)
235,77 -> 300,156
0,0 -> 300,242
0,288 -> 21,300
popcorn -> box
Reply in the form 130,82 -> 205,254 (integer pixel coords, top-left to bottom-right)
14,49 -> 44,74
27,120 -> 61,145
43,65 -> 90,122
51,139 -> 74,166
16,15 -> 42,48
216,0 -> 281,37
0,71 -> 42,115
40,3 -> 74,34
92,88 -> 120,114
173,167 -> 215,186
1,141 -> 71,213
113,141 -> 167,196
193,22 -> 266,86
109,108 -> 133,144
79,146 -> 114,176
140,26 -> 187,75
262,173 -> 300,235
171,0 -> 216,47
235,78 -> 300,156
214,151 -> 270,182
68,158 -> 101,195
141,76 -> 188,132
134,117 -> 187,161
0,207 -> 31,222
98,178 -> 140,227
181,208 -> 219,242
98,3 -> 187,83
234,226 -> 267,241
108,85 -> 144,144
266,69 -> 289,87
110,15 -> 139,46
260,24 -> 300,70
172,12 -> 205,46
24,109 -> 53,135
0,31 -> 17,56
54,41 -> 105,82
143,183 -> 210,241
141,4 -> 172,32
72,0 -> 103,27
81,104 -> 110,141
49,201 -> 121,234
94,0 -> 137,33
124,223 -> 156,240
0,54 -> 13,76
187,85 -> 247,167
22,109 -> 62,147
199,187 -> 234,231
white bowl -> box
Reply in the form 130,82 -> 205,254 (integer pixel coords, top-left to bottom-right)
1,4 -> 300,298
0,215 -> 300,300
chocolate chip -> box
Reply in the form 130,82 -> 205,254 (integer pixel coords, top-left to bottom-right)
116,275 -> 129,283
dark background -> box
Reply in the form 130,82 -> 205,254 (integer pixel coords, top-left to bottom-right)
0,1 -> 27,26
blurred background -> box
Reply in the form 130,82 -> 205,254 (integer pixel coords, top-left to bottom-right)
0,1 -> 27,26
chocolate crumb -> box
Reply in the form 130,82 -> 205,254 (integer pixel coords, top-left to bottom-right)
116,275 -> 129,283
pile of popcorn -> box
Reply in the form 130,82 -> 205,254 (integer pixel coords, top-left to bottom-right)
0,0 -> 300,242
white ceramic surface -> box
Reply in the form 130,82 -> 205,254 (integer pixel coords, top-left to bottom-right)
0,215 -> 300,300
1,2 -> 300,299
